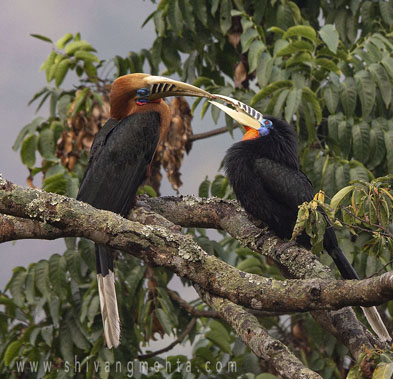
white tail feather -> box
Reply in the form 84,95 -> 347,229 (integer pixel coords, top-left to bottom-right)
362,306 -> 391,342
97,270 -> 120,348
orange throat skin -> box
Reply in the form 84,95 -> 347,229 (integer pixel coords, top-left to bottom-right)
242,126 -> 260,141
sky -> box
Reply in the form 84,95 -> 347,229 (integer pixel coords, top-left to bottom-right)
0,0 -> 242,313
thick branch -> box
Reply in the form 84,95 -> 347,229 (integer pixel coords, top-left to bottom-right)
1,179 -> 393,312
195,286 -> 322,379
0,178 -> 387,358
143,196 -> 384,354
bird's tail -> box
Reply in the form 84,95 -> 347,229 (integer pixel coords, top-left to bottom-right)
96,244 -> 120,348
329,246 -> 391,343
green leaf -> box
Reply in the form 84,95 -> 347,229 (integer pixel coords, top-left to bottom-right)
368,63 -> 392,109
21,134 -> 38,168
49,254 -> 68,300
219,0 -> 232,35
41,325 -> 54,347
69,317 -> 90,350
236,256 -> 262,274
282,25 -> 316,42
251,80 -> 293,105
38,127 -> 56,160
211,175 -> 228,198
285,51 -> 312,68
154,10 -> 166,36
4,341 -> 22,366
70,87 -> 90,117
256,53 -> 274,87
337,120 -> 351,159
354,70 -> 376,118
322,84 -> 339,114
56,33 -> 73,49
48,295 -> 60,327
84,61 -> 97,78
285,88 -> 302,122
155,308 -> 173,335
206,320 -> 231,353
379,0 -> 393,27
352,122 -> 370,164
314,58 -> 340,75
13,117 -> 43,151
381,56 -> 393,79
302,87 -> 322,124
60,321 -> 73,362
65,40 -> 95,55
368,125 -> 386,169
276,40 -> 313,56
74,50 -> 99,62
55,59 -> 71,87
30,33 -> 52,43
43,172 -> 68,194
248,40 -> 265,73
272,88 -> 290,116
340,77 -> 357,117
241,27 -> 259,53
168,0 -> 183,35
330,185 -> 354,212
40,51 -> 57,73
87,296 -> 100,325
199,177 -> 210,198
319,24 -> 339,54
9,268 -> 27,307
384,130 -> 393,174
373,362 -> 393,379
35,260 -> 51,300
268,26 -> 285,35
194,0 -> 208,26
335,163 -> 350,190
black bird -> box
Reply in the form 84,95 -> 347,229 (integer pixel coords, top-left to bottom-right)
77,73 -> 210,348
209,95 -> 391,342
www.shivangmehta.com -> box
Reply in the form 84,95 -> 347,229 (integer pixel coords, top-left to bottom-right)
15,356 -> 238,376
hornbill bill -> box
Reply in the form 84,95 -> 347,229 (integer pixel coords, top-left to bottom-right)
209,95 -> 391,343
77,74 -> 211,348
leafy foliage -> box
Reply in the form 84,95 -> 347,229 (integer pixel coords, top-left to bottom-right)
4,0 -> 393,377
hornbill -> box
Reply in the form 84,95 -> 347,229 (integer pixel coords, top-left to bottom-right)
77,74 -> 211,348
209,95 -> 391,342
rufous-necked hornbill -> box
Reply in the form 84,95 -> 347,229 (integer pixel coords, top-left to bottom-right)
77,74 -> 211,348
208,95 -> 391,343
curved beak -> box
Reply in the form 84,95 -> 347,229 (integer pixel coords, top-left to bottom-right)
208,94 -> 262,130
144,76 -> 212,100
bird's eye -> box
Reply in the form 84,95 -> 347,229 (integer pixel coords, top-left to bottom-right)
136,88 -> 150,98
262,118 -> 273,128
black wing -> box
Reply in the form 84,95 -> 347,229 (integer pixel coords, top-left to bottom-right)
77,112 -> 160,216
253,157 -> 315,211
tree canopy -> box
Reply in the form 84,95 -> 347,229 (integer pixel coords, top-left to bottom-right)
1,0 -> 393,378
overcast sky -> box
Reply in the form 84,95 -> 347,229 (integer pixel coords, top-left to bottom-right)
0,2 -> 242,292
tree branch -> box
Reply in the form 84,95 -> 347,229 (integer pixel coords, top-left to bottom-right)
188,124 -> 239,142
142,195 -> 386,355
0,177 -> 388,358
195,285 -> 322,379
1,179 -> 393,312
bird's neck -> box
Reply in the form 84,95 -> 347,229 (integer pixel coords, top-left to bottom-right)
241,132 -> 299,170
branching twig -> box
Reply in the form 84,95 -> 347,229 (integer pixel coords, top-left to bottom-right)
137,317 -> 197,360
188,124 -> 239,142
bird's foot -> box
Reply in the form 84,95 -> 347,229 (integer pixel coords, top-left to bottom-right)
275,240 -> 297,256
